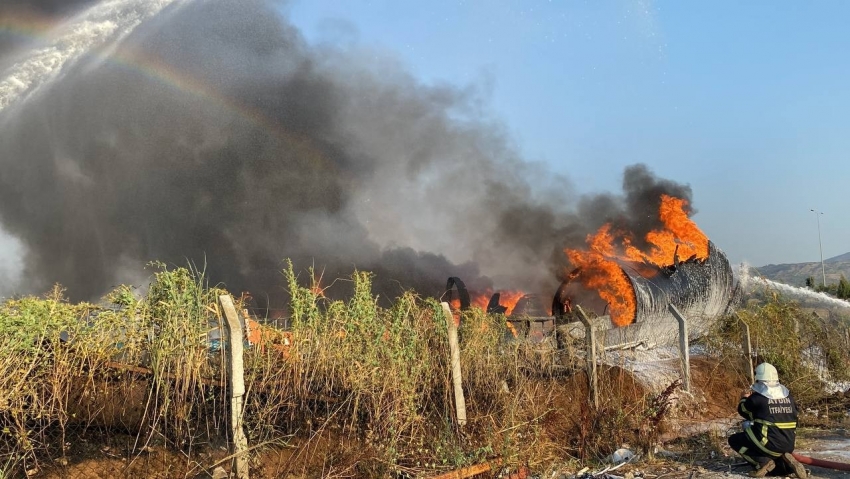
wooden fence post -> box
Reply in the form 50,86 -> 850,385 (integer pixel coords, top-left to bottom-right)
575,306 -> 598,409
737,315 -> 755,384
441,302 -> 467,427
220,295 -> 250,479
668,304 -> 691,393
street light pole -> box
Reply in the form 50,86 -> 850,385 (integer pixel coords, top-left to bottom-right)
810,209 -> 826,287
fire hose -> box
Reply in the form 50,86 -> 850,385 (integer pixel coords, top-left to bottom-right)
792,452 -> 850,472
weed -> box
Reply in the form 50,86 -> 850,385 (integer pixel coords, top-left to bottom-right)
0,262 -> 846,477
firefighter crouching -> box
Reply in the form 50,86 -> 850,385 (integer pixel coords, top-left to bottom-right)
728,363 -> 808,478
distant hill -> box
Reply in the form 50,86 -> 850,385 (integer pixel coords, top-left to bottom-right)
756,255 -> 850,287
826,252 -> 850,263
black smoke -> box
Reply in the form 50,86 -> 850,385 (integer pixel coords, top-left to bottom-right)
0,0 -> 696,306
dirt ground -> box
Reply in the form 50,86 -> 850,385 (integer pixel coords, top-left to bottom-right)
519,354 -> 850,479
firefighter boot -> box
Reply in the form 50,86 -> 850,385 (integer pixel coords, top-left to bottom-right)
748,459 -> 775,478
782,453 -> 808,479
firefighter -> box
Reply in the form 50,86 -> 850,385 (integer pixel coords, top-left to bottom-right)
728,362 -> 808,478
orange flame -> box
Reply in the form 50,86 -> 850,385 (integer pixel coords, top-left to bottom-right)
566,224 -> 637,327
447,289 -> 527,333
498,291 -> 526,315
469,289 -> 525,315
447,289 -> 527,315
622,195 -> 709,265
565,195 -> 708,327
469,293 -> 489,311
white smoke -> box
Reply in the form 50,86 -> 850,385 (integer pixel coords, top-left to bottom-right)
0,228 -> 24,298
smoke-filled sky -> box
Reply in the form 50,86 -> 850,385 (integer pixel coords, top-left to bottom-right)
1,0 -> 845,302
287,1 -> 850,269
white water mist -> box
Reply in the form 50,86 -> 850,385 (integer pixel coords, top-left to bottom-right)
0,0 -> 183,112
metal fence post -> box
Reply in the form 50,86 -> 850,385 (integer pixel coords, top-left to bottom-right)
668,304 -> 691,393
575,306 -> 598,409
220,295 -> 250,479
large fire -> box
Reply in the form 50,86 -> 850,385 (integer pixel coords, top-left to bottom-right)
565,195 -> 708,327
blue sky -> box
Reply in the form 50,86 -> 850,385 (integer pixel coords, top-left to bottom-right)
287,0 -> 849,267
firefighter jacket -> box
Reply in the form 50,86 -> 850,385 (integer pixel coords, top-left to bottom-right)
737,388 -> 798,456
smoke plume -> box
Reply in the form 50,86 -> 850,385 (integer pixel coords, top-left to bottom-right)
0,0 -> 695,307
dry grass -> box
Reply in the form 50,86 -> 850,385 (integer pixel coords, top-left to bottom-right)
0,264 -> 846,477
701,291 -> 850,407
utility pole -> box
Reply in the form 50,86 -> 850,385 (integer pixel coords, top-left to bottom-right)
810,209 -> 826,287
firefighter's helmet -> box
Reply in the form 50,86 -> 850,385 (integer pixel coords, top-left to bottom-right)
754,362 -> 779,382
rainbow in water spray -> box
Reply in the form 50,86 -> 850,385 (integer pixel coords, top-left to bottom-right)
0,0 -> 184,112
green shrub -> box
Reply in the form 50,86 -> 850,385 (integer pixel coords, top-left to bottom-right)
703,292 -> 850,406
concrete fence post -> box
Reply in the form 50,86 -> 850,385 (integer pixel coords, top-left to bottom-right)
441,302 -> 467,427
575,306 -> 598,409
737,315 -> 755,384
667,304 -> 691,393
219,295 -> 250,479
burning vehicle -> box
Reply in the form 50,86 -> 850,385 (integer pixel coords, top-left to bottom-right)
445,195 -> 739,350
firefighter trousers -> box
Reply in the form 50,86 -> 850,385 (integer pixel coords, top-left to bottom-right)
728,432 -> 793,476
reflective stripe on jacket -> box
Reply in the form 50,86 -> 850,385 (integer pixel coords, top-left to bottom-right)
738,391 -> 798,455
